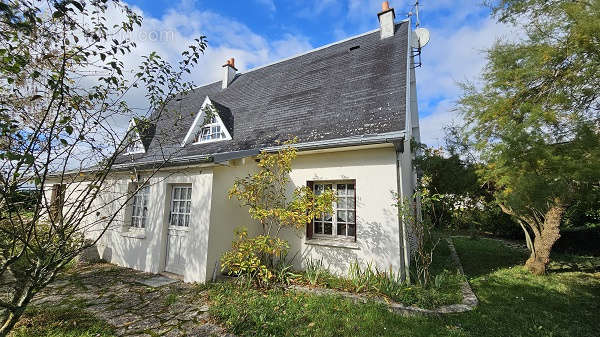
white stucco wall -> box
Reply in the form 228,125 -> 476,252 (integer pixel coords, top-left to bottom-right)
207,145 -> 402,278
48,144 -> 407,282
49,168 -> 214,283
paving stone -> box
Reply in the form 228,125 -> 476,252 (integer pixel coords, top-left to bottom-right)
137,276 -> 179,288
29,263 -> 235,337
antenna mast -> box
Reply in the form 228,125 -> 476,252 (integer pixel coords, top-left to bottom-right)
415,0 -> 421,27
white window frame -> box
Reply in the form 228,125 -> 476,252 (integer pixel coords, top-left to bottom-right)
312,181 -> 356,240
124,119 -> 146,155
130,184 -> 150,228
181,96 -> 232,146
169,185 -> 192,227
193,116 -> 227,143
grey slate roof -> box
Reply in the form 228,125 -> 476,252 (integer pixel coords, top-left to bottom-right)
119,22 -> 409,167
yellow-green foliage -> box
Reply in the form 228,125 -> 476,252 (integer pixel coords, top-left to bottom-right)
228,139 -> 335,236
221,227 -> 289,286
225,140 -> 335,286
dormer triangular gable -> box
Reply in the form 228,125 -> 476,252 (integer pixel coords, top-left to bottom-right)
181,96 -> 232,147
124,118 -> 146,154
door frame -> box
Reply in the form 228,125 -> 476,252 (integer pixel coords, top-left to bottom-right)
162,183 -> 193,275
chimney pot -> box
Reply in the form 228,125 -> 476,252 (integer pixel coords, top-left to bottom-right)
382,1 -> 390,11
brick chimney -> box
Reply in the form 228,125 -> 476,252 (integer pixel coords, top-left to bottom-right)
222,57 -> 237,89
378,1 -> 395,39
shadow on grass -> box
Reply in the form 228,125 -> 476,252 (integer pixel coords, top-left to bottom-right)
447,237 -> 600,337
548,253 -> 600,274
452,236 -> 528,278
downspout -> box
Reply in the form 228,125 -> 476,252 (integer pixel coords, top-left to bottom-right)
395,141 -> 411,284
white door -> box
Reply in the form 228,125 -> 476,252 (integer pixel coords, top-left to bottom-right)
165,185 -> 192,275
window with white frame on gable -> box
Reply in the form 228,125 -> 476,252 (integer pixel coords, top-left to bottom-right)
130,184 -> 150,228
194,116 -> 226,143
169,185 -> 192,227
310,181 -> 356,240
125,139 -> 144,154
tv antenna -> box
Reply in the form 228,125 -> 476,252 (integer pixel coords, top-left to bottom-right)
408,0 -> 430,68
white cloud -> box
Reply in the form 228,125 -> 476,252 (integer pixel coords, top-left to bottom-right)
255,0 -> 276,12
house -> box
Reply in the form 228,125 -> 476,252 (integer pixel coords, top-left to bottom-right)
46,2 -> 421,283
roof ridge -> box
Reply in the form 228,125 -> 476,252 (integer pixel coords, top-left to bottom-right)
191,20 -> 409,91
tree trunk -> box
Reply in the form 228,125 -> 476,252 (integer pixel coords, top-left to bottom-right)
524,203 -> 565,275
0,307 -> 25,337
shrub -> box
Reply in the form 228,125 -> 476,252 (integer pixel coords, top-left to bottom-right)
220,227 -> 289,287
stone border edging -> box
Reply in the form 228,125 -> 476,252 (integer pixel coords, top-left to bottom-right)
289,238 -> 478,316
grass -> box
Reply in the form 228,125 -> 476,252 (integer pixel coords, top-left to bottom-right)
292,238 -> 464,309
208,236 -> 600,337
11,305 -> 115,337
208,281 -> 466,337
12,236 -> 600,336
164,293 -> 179,306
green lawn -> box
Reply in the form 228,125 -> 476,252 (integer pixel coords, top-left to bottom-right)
209,237 -> 600,337
12,237 -> 600,336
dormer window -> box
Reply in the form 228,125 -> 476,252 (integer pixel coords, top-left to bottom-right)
124,118 -> 146,155
126,140 -> 145,154
194,116 -> 227,143
181,96 -> 232,147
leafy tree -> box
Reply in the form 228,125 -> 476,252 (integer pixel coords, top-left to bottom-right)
0,1 -> 207,334
228,141 -> 335,237
225,141 -> 335,285
458,0 -> 600,274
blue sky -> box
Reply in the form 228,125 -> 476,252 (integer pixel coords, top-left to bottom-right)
118,0 -> 517,147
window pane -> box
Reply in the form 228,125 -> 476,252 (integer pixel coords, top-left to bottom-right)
347,224 -> 356,237
347,210 -> 355,223
185,214 -> 190,227
325,184 -> 332,191
314,222 -> 323,234
141,217 -> 146,228
186,201 -> 191,213
347,197 -> 355,209
337,223 -> 346,236
324,222 -> 332,235
172,201 -> 179,213
179,202 -> 185,213
337,210 -> 346,223
174,188 -> 181,199
337,197 -> 346,209
347,184 -> 355,195
187,188 -> 192,199
324,213 -> 332,221
315,184 -> 323,195
337,184 -> 346,195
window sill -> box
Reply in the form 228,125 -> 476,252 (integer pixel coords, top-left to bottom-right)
305,239 -> 360,250
120,230 -> 146,239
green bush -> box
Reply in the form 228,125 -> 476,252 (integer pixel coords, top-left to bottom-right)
220,227 -> 289,287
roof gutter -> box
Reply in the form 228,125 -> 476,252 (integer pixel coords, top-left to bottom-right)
260,130 -> 406,154
49,130 -> 406,178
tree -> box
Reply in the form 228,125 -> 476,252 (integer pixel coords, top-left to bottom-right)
223,141 -> 335,285
0,1 -> 207,334
228,140 -> 335,237
458,0 -> 600,274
